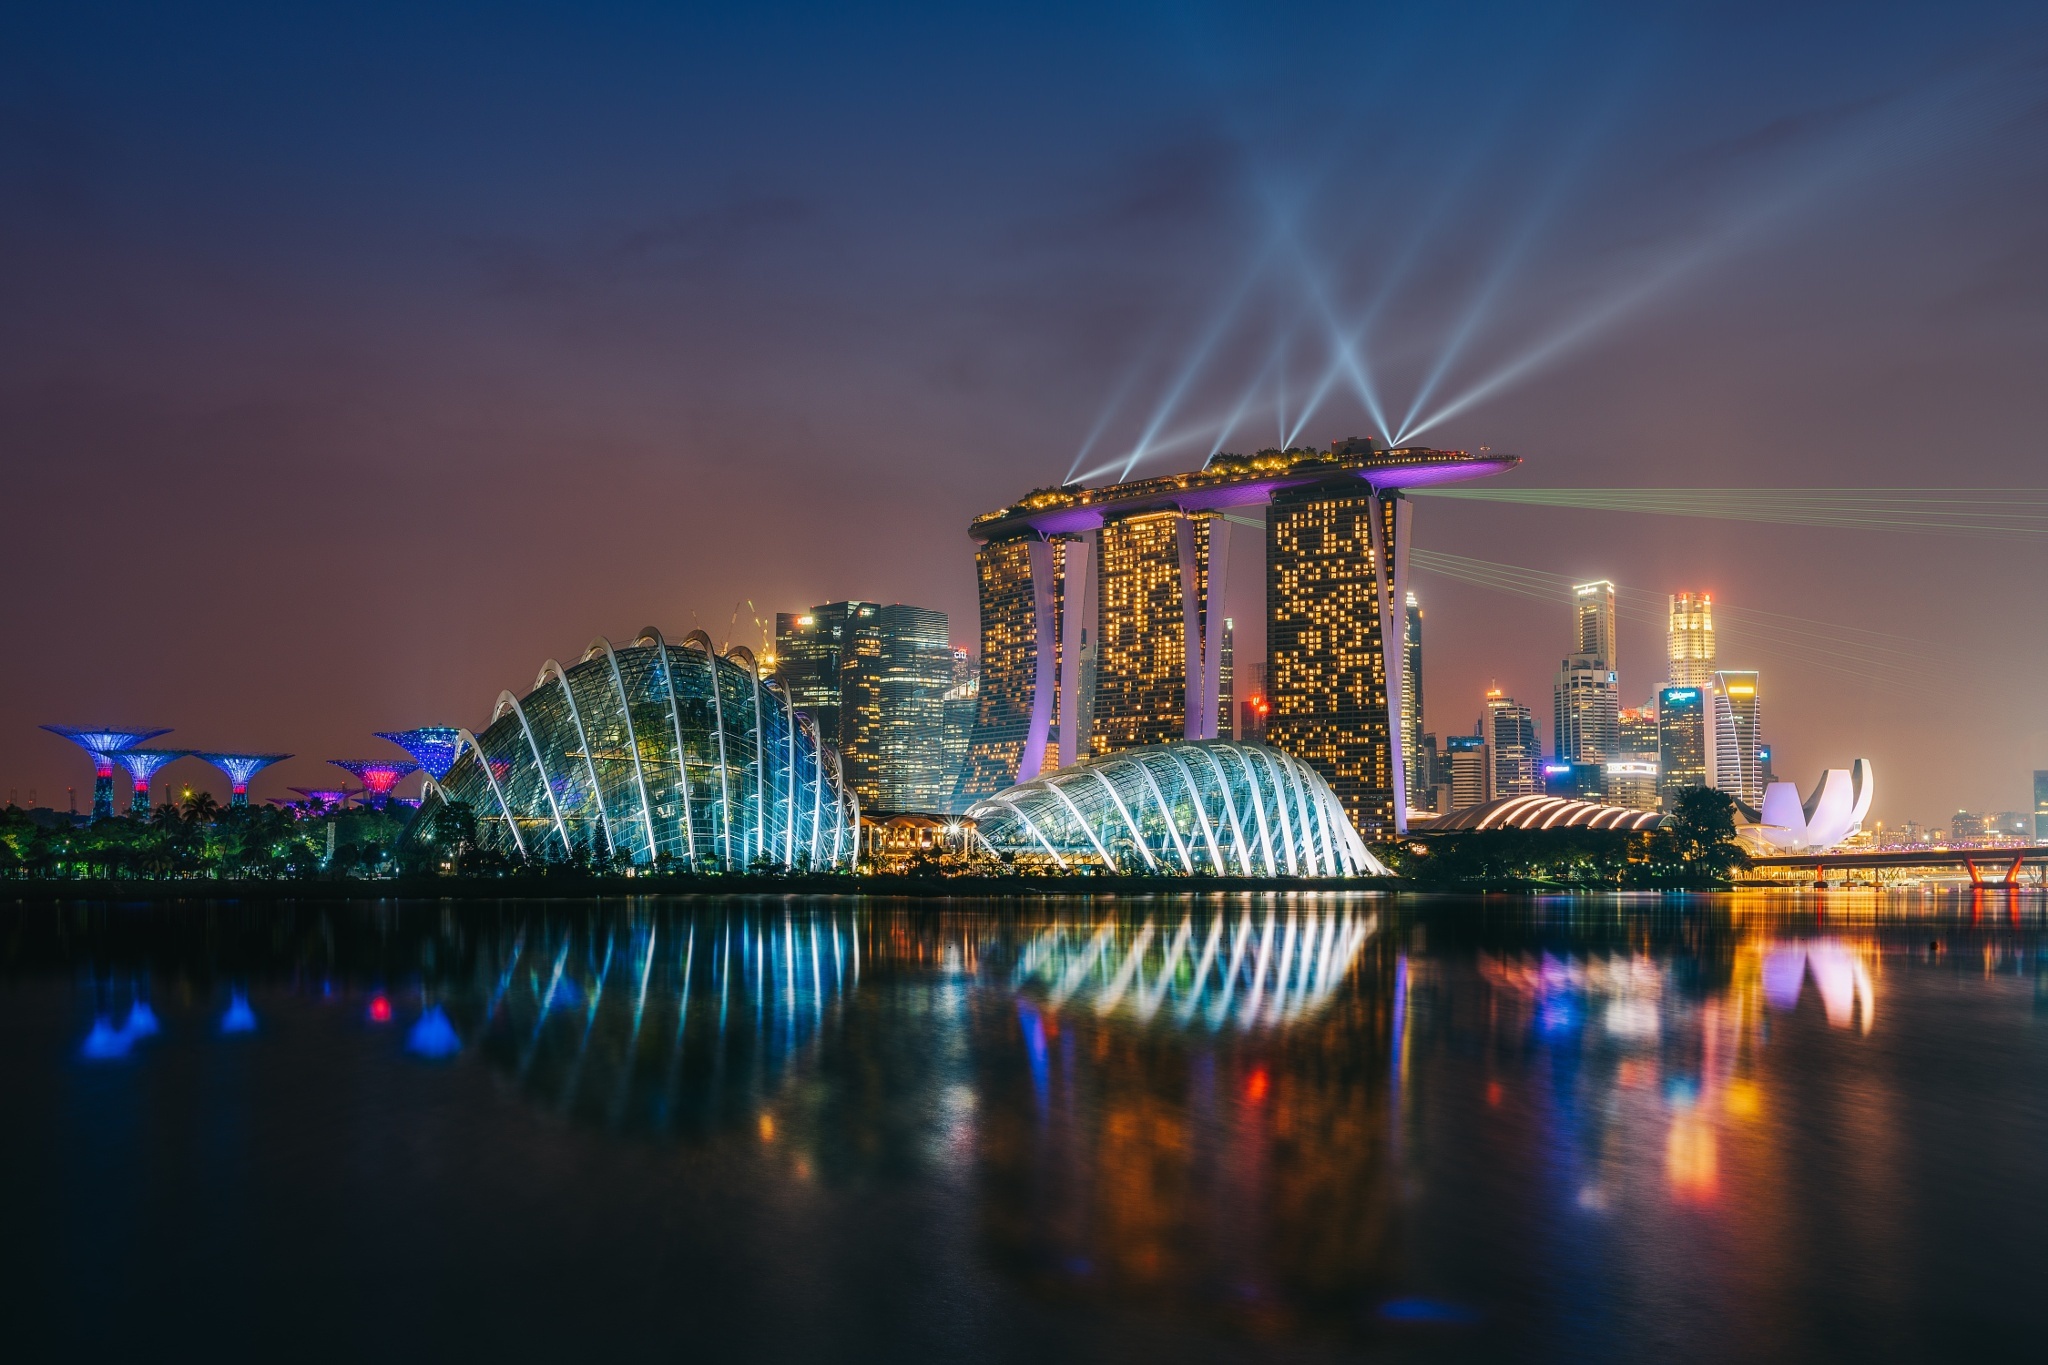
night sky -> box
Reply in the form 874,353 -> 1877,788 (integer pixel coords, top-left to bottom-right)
3,2 -> 2044,825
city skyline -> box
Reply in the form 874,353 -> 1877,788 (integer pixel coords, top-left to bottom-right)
3,4 -> 2045,825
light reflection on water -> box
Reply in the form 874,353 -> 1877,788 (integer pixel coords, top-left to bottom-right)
7,893 -> 2048,1361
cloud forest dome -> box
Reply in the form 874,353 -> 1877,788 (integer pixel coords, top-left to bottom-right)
966,741 -> 1389,877
416,630 -> 856,869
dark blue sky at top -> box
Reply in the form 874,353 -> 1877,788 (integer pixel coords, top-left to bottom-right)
2,1 -> 2044,819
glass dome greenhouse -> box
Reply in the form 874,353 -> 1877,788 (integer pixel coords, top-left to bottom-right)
964,741 -> 1389,877
415,629 -> 856,870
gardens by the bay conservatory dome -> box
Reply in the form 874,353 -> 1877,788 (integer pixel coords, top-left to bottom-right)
964,740 -> 1389,877
414,629 -> 856,870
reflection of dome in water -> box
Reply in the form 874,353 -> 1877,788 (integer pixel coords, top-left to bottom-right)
1013,906 -> 1379,1029
466,910 -> 861,1135
967,741 -> 1388,877
417,630 -> 856,870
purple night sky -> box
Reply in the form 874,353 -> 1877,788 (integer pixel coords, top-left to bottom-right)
2,2 -> 2044,825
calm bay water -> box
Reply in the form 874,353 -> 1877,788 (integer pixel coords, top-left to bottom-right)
3,893 -> 2045,1362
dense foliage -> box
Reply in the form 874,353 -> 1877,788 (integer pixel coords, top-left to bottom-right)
1386,788 -> 1751,889
0,796 -> 408,880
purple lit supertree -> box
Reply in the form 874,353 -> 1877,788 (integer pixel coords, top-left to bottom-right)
286,787 -> 361,813
192,752 -> 293,808
374,728 -> 463,782
40,726 -> 171,818
330,760 -> 421,810
113,748 -> 189,815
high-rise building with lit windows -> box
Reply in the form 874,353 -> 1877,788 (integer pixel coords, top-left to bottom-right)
1091,510 -> 1215,754
1618,704 -> 1659,761
1482,689 -> 1539,798
955,533 -> 1070,804
1668,592 -> 1716,687
1657,684 -> 1708,809
1573,580 -> 1617,667
1554,579 -> 1619,766
1445,734 -> 1492,811
776,604 -> 868,744
1710,669 -> 1763,807
1402,592 -> 1425,803
838,604 -> 951,811
1266,481 -> 1402,835
1217,617 -> 1235,741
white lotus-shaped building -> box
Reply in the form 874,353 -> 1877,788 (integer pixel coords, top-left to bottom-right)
1746,759 -> 1874,853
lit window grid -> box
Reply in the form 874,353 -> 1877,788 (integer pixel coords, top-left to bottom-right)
1091,513 -> 1209,755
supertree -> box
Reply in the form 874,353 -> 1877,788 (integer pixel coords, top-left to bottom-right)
285,787 -> 361,813
113,748 -> 189,815
374,728 -> 463,782
329,760 -> 421,810
40,726 -> 171,818
192,753 -> 293,808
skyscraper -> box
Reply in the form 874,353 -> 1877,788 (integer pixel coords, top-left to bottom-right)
837,604 -> 952,811
1402,592 -> 1425,805
1554,579 -> 1619,767
1091,511 -> 1215,754
775,603 -> 869,745
1668,592 -> 1716,687
1482,689 -> 1539,798
1617,704 -> 1658,761
1657,684 -> 1707,810
956,534 -> 1070,803
1444,734 -> 1492,811
1710,669 -> 1762,808
1573,579 -> 1617,666
1266,470 -> 1407,836
1217,617 -> 1235,741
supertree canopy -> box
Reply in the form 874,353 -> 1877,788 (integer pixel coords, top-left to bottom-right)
41,726 -> 171,818
193,752 -> 293,807
374,728 -> 463,782
286,787 -> 360,812
331,760 -> 421,809
113,748 -> 189,815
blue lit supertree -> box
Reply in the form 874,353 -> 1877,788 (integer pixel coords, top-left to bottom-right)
330,759 -> 421,810
192,752 -> 293,808
374,728 -> 463,782
113,748 -> 189,815
41,726 -> 172,817
286,787 -> 361,813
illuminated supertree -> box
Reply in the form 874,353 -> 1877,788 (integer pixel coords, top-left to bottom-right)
286,787 -> 361,812
192,752 -> 293,808
330,760 -> 421,810
113,748 -> 189,815
40,726 -> 171,818
374,728 -> 463,782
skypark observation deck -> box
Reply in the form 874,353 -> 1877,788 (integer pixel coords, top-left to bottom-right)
968,442 -> 1521,542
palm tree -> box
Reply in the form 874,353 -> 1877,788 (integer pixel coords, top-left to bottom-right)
182,791 -> 222,824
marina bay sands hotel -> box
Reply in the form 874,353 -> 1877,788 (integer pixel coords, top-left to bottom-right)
956,436 -> 1519,836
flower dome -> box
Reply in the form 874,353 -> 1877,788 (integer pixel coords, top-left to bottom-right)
416,629 -> 855,869
965,741 -> 1389,876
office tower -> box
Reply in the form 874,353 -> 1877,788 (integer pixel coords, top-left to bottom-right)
1573,580 -> 1617,667
1618,704 -> 1658,760
1657,684 -> 1708,810
2036,771 -> 2048,841
776,603 -> 869,746
1604,760 -> 1659,812
1217,617 -> 1235,741
1402,592 -> 1425,804
1482,689 -> 1539,798
837,604 -> 952,811
1554,657 -> 1620,763
1092,510 -> 1216,754
1416,733 -> 1446,814
1709,670 -> 1762,807
940,671 -> 979,812
956,534 -> 1071,803
1668,592 -> 1716,687
1267,468 -> 1409,836
1444,734 -> 1492,811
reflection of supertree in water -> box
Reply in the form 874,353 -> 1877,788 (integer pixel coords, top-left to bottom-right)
978,905 -> 1401,1332
41,725 -> 171,818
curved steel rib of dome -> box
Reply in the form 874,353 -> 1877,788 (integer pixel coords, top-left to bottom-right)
416,629 -> 857,869
965,741 -> 1390,877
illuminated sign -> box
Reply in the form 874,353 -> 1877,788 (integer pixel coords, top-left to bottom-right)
1663,689 -> 1699,702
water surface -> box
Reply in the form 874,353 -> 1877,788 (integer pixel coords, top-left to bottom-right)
3,893 -> 2045,1362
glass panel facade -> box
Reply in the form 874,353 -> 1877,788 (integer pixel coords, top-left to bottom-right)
964,740 -> 1388,877
420,638 -> 855,870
